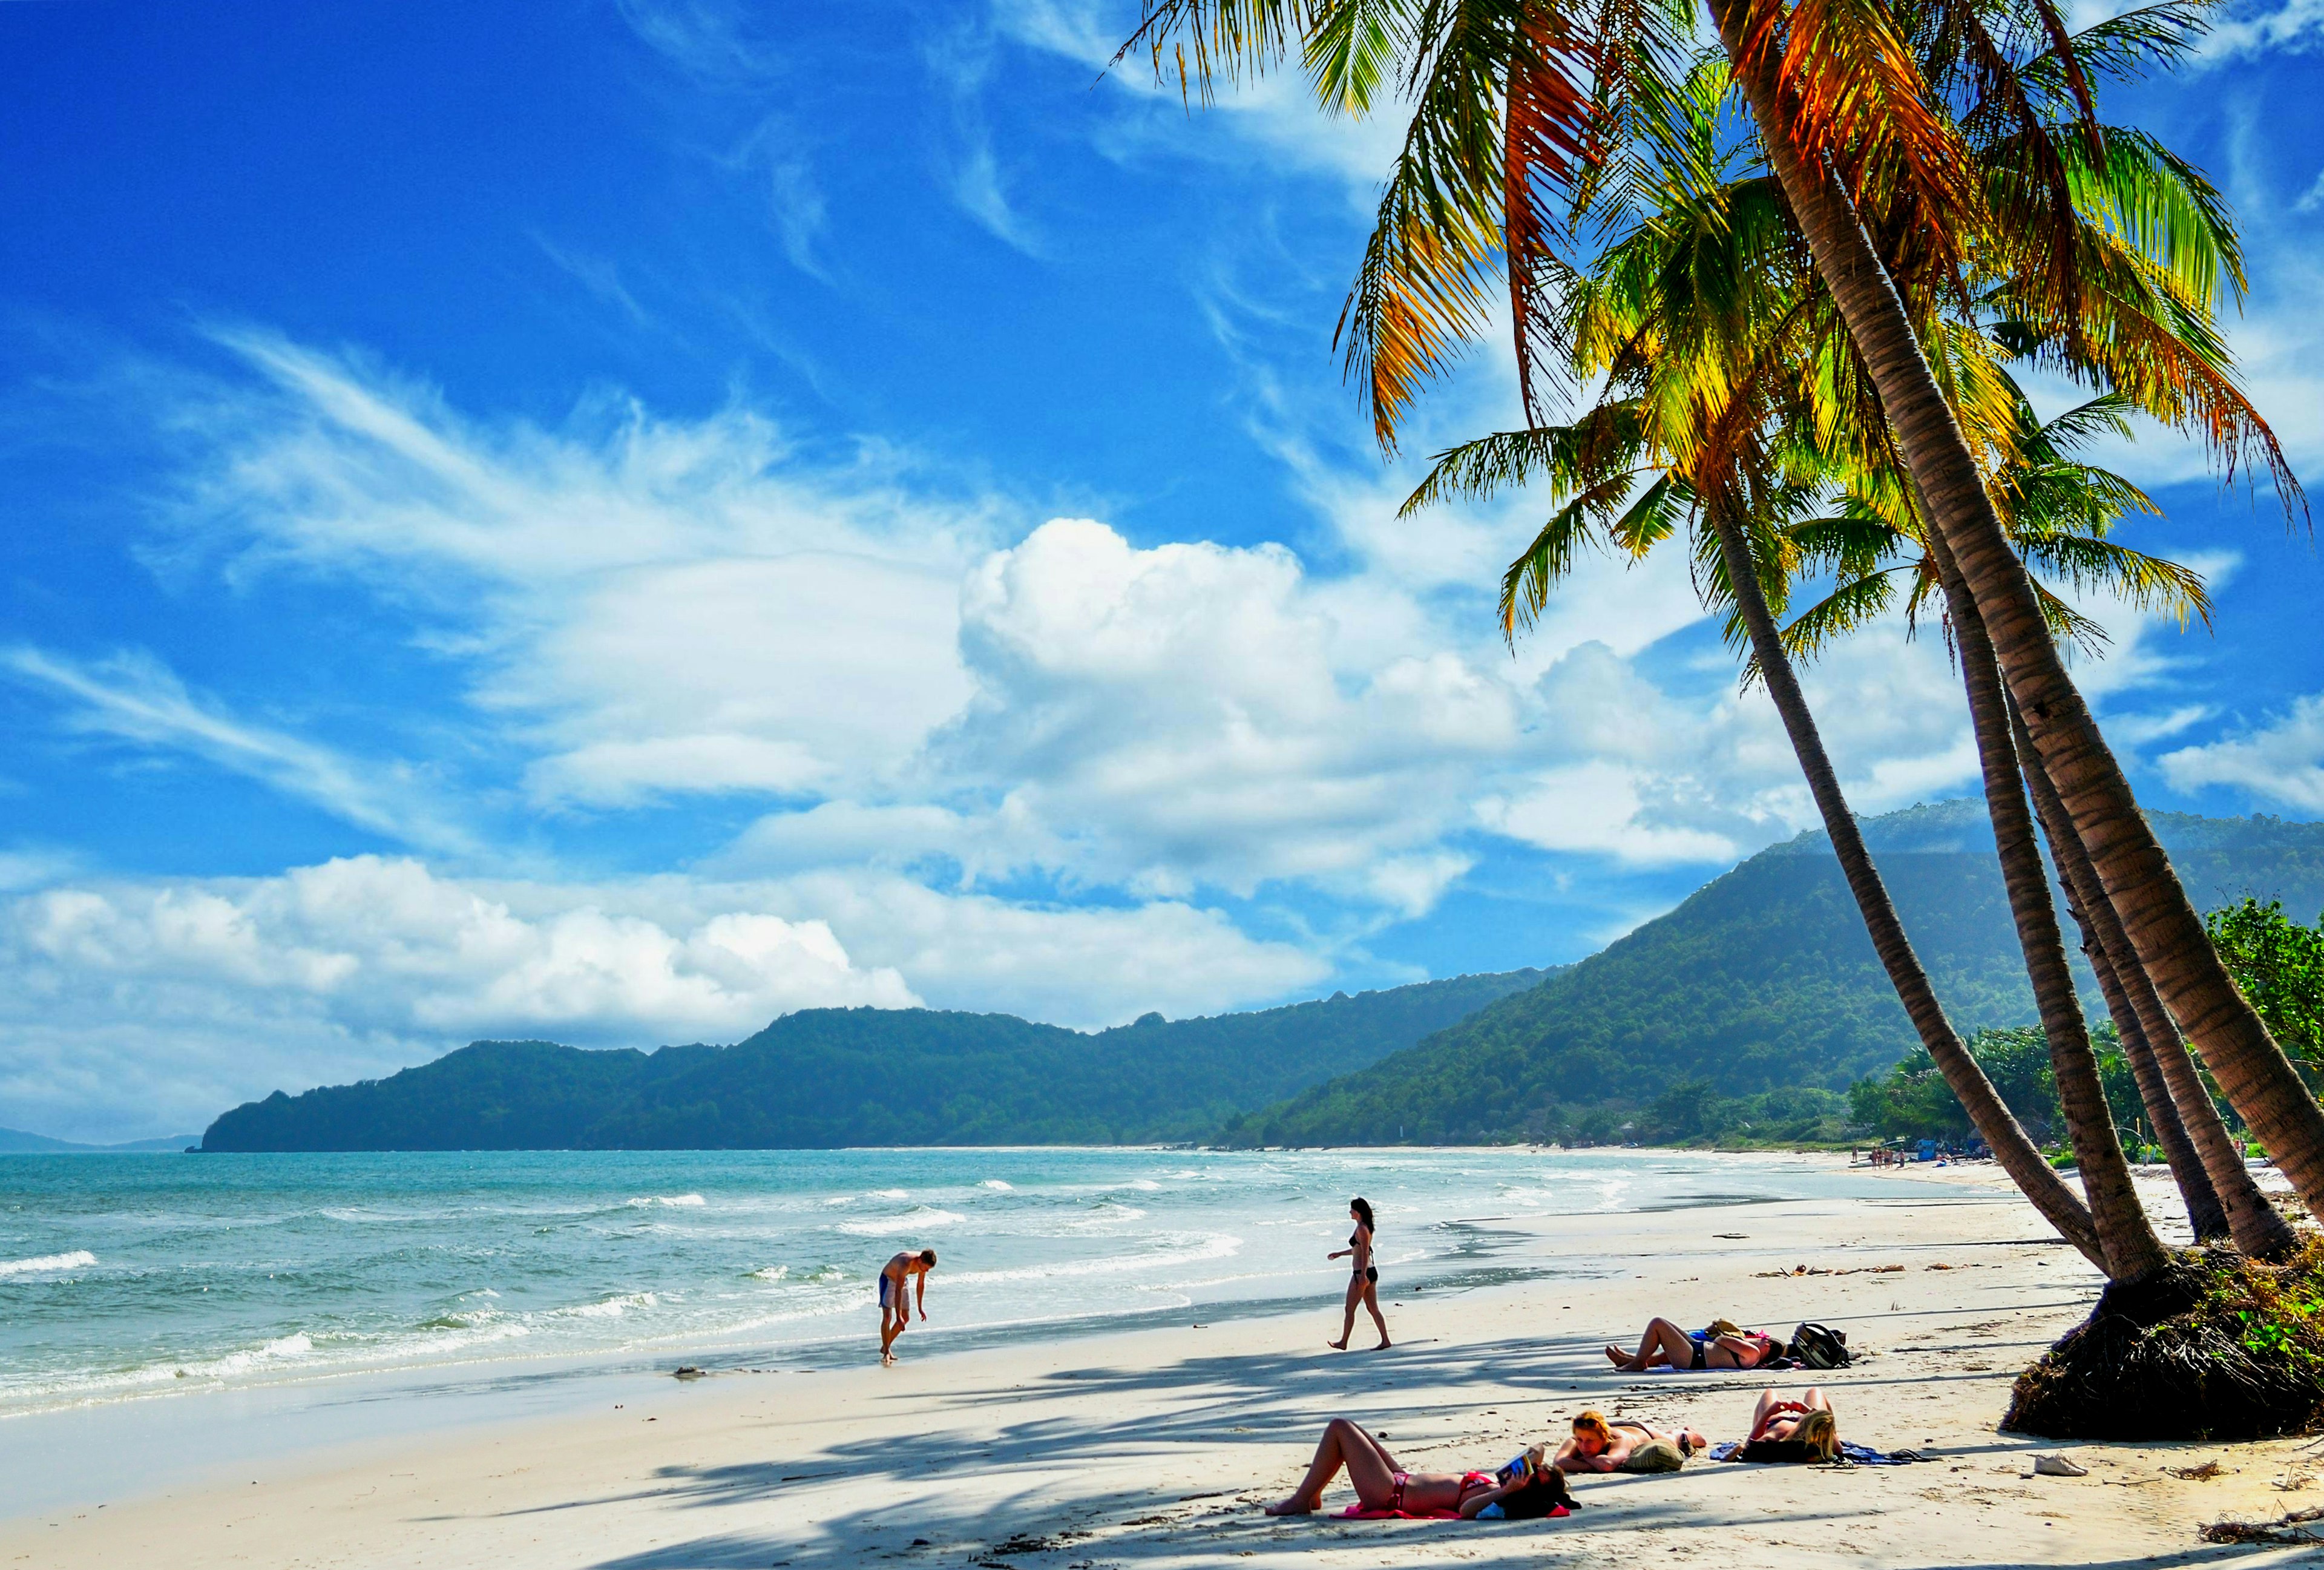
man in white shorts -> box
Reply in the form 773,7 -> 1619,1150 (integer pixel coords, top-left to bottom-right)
879,1247 -> 936,1365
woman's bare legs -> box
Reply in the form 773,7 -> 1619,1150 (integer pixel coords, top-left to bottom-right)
1328,1275 -> 1362,1350
1359,1278 -> 1390,1350
1265,1418 -> 1402,1514
1604,1316 -> 1693,1371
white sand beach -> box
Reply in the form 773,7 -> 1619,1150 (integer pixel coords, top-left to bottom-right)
5,1155 -> 2318,1569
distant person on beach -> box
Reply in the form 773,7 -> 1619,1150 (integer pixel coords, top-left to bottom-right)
878,1247 -> 936,1366
1552,1410 -> 1707,1473
1263,1418 -> 1567,1517
1735,1387 -> 1840,1462
1604,1316 -> 1778,1371
1327,1197 -> 1390,1351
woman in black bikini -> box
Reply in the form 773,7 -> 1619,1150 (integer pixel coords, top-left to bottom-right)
1327,1197 -> 1390,1351
1603,1316 -> 1777,1372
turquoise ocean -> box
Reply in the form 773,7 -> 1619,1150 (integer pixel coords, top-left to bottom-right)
0,1146 -> 1941,1428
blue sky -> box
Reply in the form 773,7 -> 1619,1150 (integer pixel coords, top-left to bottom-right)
1,0 -> 2320,1140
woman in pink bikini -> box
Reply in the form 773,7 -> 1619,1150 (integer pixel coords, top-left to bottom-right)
1263,1418 -> 1555,1517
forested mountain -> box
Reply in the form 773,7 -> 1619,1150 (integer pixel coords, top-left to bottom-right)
0,1127 -> 200,1154
197,969 -> 1546,1151
1220,803 -> 2324,1146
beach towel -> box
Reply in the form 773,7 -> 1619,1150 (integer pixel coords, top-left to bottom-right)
1707,1440 -> 1933,1466
1334,1502 -> 1571,1521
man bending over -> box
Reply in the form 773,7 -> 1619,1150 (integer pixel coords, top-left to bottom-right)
879,1248 -> 937,1365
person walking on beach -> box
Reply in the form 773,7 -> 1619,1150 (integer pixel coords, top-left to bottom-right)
1327,1197 -> 1390,1351
878,1247 -> 936,1366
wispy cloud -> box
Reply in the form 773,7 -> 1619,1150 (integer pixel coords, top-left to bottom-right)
0,645 -> 477,853
928,15 -> 1046,255
611,0 -> 783,85
530,234 -> 652,327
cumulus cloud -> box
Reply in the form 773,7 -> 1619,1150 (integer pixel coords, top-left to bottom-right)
0,856 -> 1325,1141
934,518 -> 1516,910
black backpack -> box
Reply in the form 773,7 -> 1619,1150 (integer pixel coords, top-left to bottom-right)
1787,1322 -> 1851,1369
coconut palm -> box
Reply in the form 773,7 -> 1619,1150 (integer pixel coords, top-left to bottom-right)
1402,110 -> 2164,1265
1783,394 -> 2293,1253
1702,0 -> 2324,1215
1124,0 -> 2324,1225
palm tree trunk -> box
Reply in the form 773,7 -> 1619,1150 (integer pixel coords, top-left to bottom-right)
1915,534 -> 2165,1282
1927,530 -> 2167,1279
2068,882 -> 2231,1241
2010,695 -> 2301,1257
1704,502 -> 2104,1269
1710,0 -> 2324,1219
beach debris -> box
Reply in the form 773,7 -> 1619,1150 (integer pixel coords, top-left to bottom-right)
1755,1262 -> 1914,1278
672,1365 -> 706,1379
2166,1460 -> 2226,1480
2031,1454 -> 2087,1477
2201,1506 -> 2324,1545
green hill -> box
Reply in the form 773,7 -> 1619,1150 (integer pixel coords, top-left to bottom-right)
197,969 -> 1546,1152
1220,802 -> 2324,1147
0,1127 -> 202,1154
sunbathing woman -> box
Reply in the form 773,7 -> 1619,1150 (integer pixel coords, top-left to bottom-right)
1604,1316 -> 1778,1372
1551,1410 -> 1707,1474
1736,1387 -> 1839,1462
1263,1418 -> 1551,1517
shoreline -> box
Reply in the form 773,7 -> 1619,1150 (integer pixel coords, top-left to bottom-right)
10,1152 -> 2322,1567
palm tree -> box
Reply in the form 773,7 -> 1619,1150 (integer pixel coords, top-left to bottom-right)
1401,138 -> 2113,1264
1784,393 -> 2286,1252
1123,0 -> 2324,1224
1702,0 -> 2324,1215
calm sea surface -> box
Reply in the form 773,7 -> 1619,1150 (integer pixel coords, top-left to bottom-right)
0,1146 -> 1938,1422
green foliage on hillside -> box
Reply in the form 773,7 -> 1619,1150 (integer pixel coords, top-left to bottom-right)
1846,1025 -> 2157,1148
1220,805 -> 2324,1148
199,970 -> 1544,1151
2207,899 -> 2324,1072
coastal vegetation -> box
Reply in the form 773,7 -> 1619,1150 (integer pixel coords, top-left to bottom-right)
198,970 -> 1541,1151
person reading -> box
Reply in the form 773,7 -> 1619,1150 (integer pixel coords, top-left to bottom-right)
1264,1419 -> 1567,1519
878,1247 -> 936,1366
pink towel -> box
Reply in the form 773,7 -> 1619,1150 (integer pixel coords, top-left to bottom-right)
1333,1503 -> 1568,1521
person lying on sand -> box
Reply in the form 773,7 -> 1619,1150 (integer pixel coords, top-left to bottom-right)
1264,1419 -> 1562,1518
1604,1316 -> 1779,1372
1735,1387 -> 1839,1462
1551,1410 -> 1707,1473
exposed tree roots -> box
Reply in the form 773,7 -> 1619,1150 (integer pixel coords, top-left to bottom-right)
2005,1243 -> 2324,1441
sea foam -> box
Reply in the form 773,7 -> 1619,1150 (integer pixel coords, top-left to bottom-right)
0,1250 -> 96,1277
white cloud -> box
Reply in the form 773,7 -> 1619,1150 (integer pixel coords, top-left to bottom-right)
158,330 -> 993,809
0,645 -> 476,854
996,0 -> 1408,197
0,856 -> 1325,1140
933,517 -> 1518,910
2159,692 -> 2324,811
